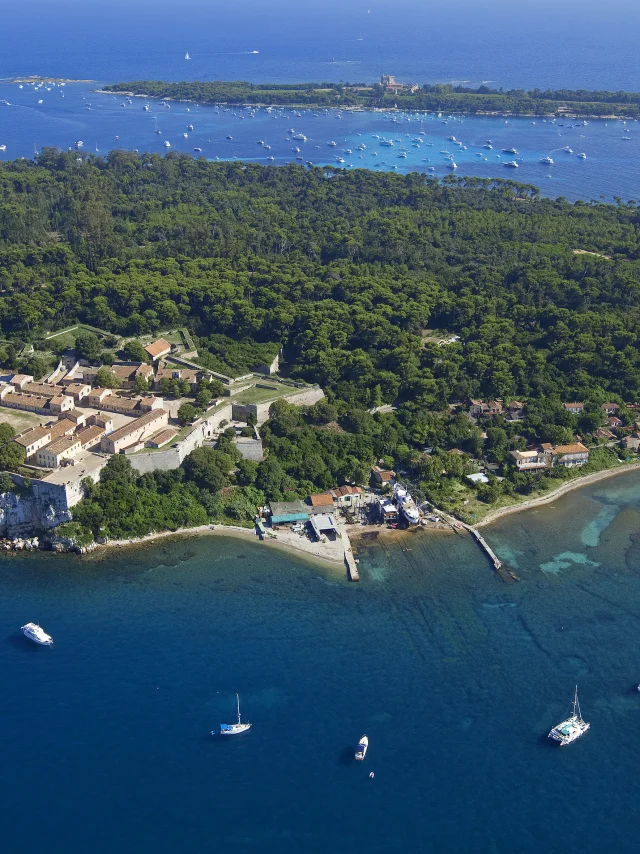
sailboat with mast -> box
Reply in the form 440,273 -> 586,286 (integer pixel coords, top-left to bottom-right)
216,693 -> 251,736
548,686 -> 590,745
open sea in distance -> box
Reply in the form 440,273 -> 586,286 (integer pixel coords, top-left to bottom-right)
3,469 -> 640,853
2,0 -> 640,201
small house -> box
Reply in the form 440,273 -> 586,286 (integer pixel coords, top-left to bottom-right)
144,338 -> 172,361
371,465 -> 395,484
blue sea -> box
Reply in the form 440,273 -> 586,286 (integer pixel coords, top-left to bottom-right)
3,470 -> 640,853
1,0 -> 640,201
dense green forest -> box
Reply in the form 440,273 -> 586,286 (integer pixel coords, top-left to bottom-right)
104,79 -> 640,117
0,150 -> 639,529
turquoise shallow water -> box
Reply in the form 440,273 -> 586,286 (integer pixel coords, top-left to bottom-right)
2,470 -> 640,853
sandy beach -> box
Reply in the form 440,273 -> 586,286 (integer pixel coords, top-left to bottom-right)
476,461 -> 640,528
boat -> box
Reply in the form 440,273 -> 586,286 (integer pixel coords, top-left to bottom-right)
185,51 -> 191,60
164,141 -> 171,148
143,104 -> 150,111
216,693 -> 251,736
250,50 -> 259,54
540,156 -> 554,165
446,161 -> 457,169
226,135 -> 233,140
448,135 -> 457,141
327,140 -> 337,147
187,124 -> 194,131
563,146 -> 573,154
292,133 -> 307,141
393,484 -> 421,524
21,622 -> 53,646
74,140 -> 83,148
504,161 -> 519,168
194,147 -> 202,152
483,143 -> 493,149
578,152 -> 587,159
183,133 -> 188,139
502,147 -> 518,154
379,139 -> 394,146
0,100 -> 11,106
355,735 -> 368,760
548,686 -> 590,746
0,145 -> 6,152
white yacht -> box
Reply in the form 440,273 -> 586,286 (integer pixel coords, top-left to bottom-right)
216,693 -> 251,736
21,623 -> 53,646
187,124 -> 194,131
447,161 -> 457,169
504,161 -> 519,168
548,687 -> 590,746
578,152 -> 587,159
164,141 -> 171,147
327,140 -> 337,147
74,140 -> 83,148
355,735 -> 368,760
379,139 -> 394,146
292,133 -> 307,141
393,484 -> 421,524
0,145 -> 6,152
563,146 -> 573,154
502,147 -> 518,154
540,156 -> 554,165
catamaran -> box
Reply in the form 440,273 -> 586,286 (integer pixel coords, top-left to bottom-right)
216,693 -> 251,736
548,686 -> 590,745
21,622 -> 53,646
355,735 -> 368,760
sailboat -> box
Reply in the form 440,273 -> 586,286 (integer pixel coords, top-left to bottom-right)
216,693 -> 251,736
185,51 -> 191,60
548,686 -> 590,745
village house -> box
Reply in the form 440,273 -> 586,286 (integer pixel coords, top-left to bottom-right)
110,362 -> 155,389
594,427 -> 616,441
371,465 -> 396,484
36,435 -> 82,469
21,381 -> 63,399
607,416 -> 623,430
306,493 -> 335,515
64,382 -> 92,402
331,485 -> 364,508
8,374 -> 34,389
63,409 -> 88,427
87,388 -> 112,407
601,403 -> 620,415
144,338 -> 172,362
146,428 -> 179,449
553,442 -> 590,468
49,394 -> 75,414
506,400 -> 525,419
563,402 -> 585,414
469,399 -> 503,418
14,426 -> 52,458
100,408 -> 169,454
621,434 -> 640,451
155,363 -> 202,393
509,449 -> 550,471
75,424 -> 107,451
61,364 -> 101,386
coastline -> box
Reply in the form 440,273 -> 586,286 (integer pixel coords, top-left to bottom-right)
475,461 -> 640,529
93,89 -> 630,121
91,522 -> 346,570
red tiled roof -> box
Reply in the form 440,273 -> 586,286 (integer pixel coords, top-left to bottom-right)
309,493 -> 334,507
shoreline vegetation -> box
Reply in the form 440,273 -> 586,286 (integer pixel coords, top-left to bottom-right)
102,79 -> 640,119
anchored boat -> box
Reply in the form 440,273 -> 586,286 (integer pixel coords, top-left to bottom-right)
393,484 -> 420,525
216,693 -> 251,736
355,735 -> 368,760
21,623 -> 53,646
548,686 -> 590,745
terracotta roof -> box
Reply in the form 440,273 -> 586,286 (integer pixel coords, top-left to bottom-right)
41,435 -> 80,455
14,426 -> 51,447
47,419 -> 76,439
332,485 -> 363,497
308,493 -> 334,507
148,428 -> 178,447
555,442 -> 589,455
75,425 -> 105,446
144,338 -> 171,359
563,402 -> 584,409
106,409 -> 168,443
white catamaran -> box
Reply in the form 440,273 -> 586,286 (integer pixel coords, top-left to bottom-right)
216,693 -> 251,736
548,686 -> 590,745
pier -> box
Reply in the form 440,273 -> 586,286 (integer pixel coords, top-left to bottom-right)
469,527 -> 518,582
344,544 -> 360,581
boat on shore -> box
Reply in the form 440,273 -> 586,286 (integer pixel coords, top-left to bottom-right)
393,484 -> 420,525
216,693 -> 251,736
21,622 -> 53,646
548,686 -> 590,745
355,735 -> 368,760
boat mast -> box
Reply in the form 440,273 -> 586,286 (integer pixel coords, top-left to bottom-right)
237,693 -> 241,724
574,685 -> 581,720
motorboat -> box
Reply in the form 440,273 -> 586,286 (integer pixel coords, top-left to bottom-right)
74,140 -> 83,148
327,140 -> 337,147
548,687 -> 590,746
504,161 -> 519,168
21,623 -> 53,646
379,139 -> 394,146
164,141 -> 171,147
355,735 -> 368,760
187,124 -> 194,131
502,147 -> 518,154
540,156 -> 554,165
447,161 -> 457,169
578,152 -> 587,159
226,135 -> 233,140
563,146 -> 573,154
216,693 -> 251,736
393,484 -> 421,524
194,147 -> 202,152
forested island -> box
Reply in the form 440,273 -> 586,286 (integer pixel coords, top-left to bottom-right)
0,151 -> 639,538
103,79 -> 640,117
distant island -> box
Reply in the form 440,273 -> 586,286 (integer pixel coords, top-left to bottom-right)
103,77 -> 640,118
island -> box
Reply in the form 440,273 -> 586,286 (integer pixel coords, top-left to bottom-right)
0,150 -> 638,557
102,77 -> 640,118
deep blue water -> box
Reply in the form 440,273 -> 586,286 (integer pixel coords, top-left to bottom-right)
0,79 -> 638,202
3,470 -> 640,853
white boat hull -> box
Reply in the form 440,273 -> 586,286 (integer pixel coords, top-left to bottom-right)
217,723 -> 251,735
21,623 -> 53,646
355,735 -> 368,760
548,716 -> 590,745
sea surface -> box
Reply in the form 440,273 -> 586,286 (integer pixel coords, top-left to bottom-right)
3,469 -> 640,853
0,79 -> 638,203
2,0 -> 640,202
